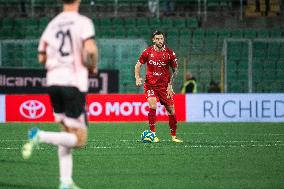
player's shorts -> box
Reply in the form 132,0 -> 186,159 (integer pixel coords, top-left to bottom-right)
47,86 -> 86,119
144,83 -> 174,106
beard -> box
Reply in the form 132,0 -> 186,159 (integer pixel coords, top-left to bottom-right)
155,42 -> 164,49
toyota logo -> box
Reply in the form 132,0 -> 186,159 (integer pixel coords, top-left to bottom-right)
20,100 -> 46,119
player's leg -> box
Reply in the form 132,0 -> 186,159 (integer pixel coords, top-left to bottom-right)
57,87 -> 87,188
21,122 -> 79,160
22,86 -> 86,188
63,114 -> 88,148
164,105 -> 183,143
157,88 -> 183,143
164,105 -> 177,136
22,86 -> 79,159
29,86 -> 79,146
147,96 -> 159,142
145,86 -> 159,142
147,96 -> 157,132
58,115 -> 87,187
59,119 -> 87,189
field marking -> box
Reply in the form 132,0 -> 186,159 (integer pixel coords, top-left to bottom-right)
1,132 -> 283,143
132,139 -> 284,143
2,139 -> 283,142
0,139 -> 283,143
88,143 -> 284,149
178,133 -> 284,136
1,143 -> 284,150
0,147 -> 20,150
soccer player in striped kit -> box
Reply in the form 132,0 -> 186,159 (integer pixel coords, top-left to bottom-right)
22,0 -> 98,188
135,30 -> 183,143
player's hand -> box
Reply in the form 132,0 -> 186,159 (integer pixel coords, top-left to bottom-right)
136,77 -> 143,87
89,67 -> 98,76
167,83 -> 175,99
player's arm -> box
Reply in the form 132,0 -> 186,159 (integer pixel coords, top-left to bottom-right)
38,41 -> 48,65
38,52 -> 47,65
169,65 -> 178,86
167,54 -> 178,99
135,61 -> 143,87
83,38 -> 98,75
167,65 -> 178,99
135,49 -> 148,87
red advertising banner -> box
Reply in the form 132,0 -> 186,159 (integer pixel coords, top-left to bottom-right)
5,94 -> 186,122
6,94 -> 54,122
86,94 -> 185,121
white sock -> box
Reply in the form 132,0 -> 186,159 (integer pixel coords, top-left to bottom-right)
39,131 -> 77,148
58,146 -> 73,185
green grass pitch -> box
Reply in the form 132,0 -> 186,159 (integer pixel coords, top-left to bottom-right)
0,122 -> 283,189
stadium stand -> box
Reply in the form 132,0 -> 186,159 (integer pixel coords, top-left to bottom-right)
0,1 -> 283,93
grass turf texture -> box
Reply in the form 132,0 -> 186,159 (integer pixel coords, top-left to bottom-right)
0,122 -> 283,189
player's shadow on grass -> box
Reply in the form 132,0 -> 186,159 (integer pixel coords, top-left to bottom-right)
0,181 -> 49,189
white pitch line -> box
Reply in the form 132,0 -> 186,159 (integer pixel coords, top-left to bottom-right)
1,143 -> 283,150
179,133 -> 284,136
88,139 -> 284,143
0,139 -> 26,142
0,139 -> 283,143
81,143 -> 284,149
0,147 -> 20,150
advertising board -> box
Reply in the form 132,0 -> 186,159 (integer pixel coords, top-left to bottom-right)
5,94 -> 186,122
186,94 -> 284,122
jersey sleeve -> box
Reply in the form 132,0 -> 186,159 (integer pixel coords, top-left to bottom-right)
170,51 -> 177,68
81,18 -> 95,41
138,49 -> 148,64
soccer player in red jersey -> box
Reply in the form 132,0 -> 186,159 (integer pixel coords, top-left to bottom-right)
135,30 -> 183,143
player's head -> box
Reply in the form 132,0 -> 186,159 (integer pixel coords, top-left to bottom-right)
186,72 -> 192,80
152,30 -> 165,49
61,0 -> 80,4
62,0 -> 80,11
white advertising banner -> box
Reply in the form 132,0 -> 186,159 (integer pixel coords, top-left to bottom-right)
186,94 -> 284,122
0,95 -> 5,123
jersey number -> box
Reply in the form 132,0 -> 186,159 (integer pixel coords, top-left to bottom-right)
147,90 -> 155,97
56,29 -> 73,57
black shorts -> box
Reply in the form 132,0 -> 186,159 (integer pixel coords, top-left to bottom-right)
47,86 -> 86,119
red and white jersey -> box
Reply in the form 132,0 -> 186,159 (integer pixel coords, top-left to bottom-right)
138,45 -> 177,87
38,12 -> 95,92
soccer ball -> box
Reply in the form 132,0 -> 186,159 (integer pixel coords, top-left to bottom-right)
141,130 -> 155,143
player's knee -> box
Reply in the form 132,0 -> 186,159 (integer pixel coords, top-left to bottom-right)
168,110 -> 175,115
75,129 -> 87,148
166,106 -> 175,115
64,116 -> 84,128
54,113 -> 65,123
149,104 -> 157,109
75,138 -> 86,148
147,97 -> 157,109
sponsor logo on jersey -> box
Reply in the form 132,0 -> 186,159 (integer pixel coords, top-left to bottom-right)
153,72 -> 162,76
148,60 -> 166,67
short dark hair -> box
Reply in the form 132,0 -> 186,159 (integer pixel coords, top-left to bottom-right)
61,0 -> 76,4
152,30 -> 164,38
